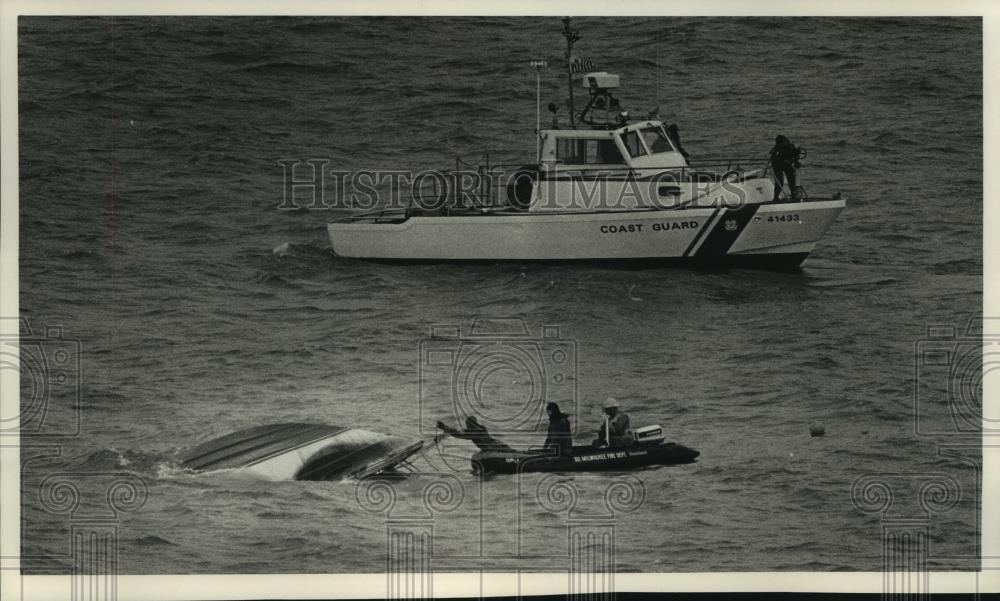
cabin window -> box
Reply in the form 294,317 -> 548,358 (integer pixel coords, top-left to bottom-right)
556,138 -> 625,165
556,139 -> 585,164
640,126 -> 674,154
621,131 -> 647,158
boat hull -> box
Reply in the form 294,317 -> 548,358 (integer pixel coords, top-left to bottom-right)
179,423 -> 417,481
328,200 -> 844,267
471,442 -> 700,474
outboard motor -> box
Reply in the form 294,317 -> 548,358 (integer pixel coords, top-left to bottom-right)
633,424 -> 665,446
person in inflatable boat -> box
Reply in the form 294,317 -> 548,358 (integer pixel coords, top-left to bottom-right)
595,397 -> 633,448
542,401 -> 573,457
436,415 -> 515,453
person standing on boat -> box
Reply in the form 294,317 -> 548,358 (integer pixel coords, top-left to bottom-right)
596,398 -> 633,448
436,416 -> 515,453
542,402 -> 573,456
769,135 -> 803,202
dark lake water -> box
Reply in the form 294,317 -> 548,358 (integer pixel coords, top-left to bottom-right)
18,16 -> 981,574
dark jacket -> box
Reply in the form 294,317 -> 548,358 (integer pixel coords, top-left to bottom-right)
543,412 -> 573,456
437,420 -> 514,453
769,139 -> 801,169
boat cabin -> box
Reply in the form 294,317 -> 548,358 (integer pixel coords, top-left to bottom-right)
539,120 -> 689,172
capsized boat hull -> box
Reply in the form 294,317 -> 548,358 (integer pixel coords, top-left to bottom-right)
471,442 -> 700,474
328,200 -> 844,267
179,423 -> 419,481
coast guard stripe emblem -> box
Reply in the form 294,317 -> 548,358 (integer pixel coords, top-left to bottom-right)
682,208 -> 722,257
692,205 -> 760,259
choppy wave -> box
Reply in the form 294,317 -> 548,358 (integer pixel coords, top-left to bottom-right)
17,15 -> 981,575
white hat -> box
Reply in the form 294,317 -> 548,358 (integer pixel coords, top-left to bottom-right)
602,397 -> 620,409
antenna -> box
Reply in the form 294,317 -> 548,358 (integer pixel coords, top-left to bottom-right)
561,17 -> 580,128
530,60 -> 547,163
655,31 -> 661,112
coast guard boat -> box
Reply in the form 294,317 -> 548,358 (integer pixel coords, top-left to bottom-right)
327,18 -> 845,268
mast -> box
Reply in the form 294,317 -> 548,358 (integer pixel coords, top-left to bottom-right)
530,60 -> 547,162
561,17 -> 580,128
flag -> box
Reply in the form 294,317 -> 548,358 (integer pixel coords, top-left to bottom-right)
570,57 -> 596,73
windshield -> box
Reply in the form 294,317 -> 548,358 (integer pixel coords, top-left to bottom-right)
621,131 -> 647,158
639,126 -> 674,154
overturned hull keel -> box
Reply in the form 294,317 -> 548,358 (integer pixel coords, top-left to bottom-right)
179,423 -> 424,481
